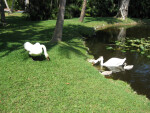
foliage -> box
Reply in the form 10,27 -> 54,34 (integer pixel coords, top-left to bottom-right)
25,0 -> 82,20
65,4 -> 81,19
3,0 -> 150,20
25,0 -> 120,20
5,0 -> 25,10
87,0 -> 118,17
107,37 -> 150,58
14,0 -> 25,10
129,0 -> 150,18
25,0 -> 56,20
65,0 -> 82,18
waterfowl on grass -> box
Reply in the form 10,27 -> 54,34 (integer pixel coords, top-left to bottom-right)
99,56 -> 126,67
24,42 -> 50,61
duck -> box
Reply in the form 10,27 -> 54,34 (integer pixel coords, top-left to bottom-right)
123,63 -> 134,70
24,42 -> 50,60
99,56 -> 126,67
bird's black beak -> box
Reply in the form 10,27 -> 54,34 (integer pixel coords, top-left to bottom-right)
47,56 -> 50,61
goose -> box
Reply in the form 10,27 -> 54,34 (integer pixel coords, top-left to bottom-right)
99,56 -> 126,67
124,63 -> 134,70
100,71 -> 112,76
24,42 -> 50,60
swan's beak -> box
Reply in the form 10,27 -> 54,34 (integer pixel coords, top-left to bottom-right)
47,56 -> 50,61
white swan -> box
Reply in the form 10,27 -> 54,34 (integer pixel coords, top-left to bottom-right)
99,56 -> 126,67
24,42 -> 50,60
124,63 -> 134,70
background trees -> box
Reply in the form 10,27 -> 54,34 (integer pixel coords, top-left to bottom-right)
1,0 -> 150,20
129,0 -> 150,18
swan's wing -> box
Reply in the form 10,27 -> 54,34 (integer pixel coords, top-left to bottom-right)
29,43 -> 43,55
104,58 -> 126,66
24,42 -> 33,51
34,42 -> 41,46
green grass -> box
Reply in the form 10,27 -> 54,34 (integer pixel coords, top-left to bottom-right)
0,13 -> 150,112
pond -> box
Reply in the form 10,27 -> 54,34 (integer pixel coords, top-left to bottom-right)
85,25 -> 150,99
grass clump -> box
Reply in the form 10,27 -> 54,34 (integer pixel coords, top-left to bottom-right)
0,13 -> 150,112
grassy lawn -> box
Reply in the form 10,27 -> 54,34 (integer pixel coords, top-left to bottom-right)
0,13 -> 150,112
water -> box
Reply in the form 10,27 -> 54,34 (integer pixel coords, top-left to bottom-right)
85,25 -> 150,99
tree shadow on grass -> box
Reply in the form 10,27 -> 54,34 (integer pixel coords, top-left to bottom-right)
58,42 -> 88,59
0,16 -> 93,60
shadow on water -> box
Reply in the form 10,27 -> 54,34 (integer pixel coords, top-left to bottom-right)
85,25 -> 150,99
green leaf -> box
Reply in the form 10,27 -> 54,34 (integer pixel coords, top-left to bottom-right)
141,51 -> 145,54
140,45 -> 145,50
130,50 -> 136,52
106,46 -> 113,50
121,50 -> 126,53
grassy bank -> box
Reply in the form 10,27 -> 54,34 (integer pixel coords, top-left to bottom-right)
0,14 -> 150,112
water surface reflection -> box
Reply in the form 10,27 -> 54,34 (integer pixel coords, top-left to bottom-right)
85,25 -> 150,99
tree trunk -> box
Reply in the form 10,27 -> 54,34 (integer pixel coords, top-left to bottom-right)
4,0 -> 12,13
0,0 -> 5,23
51,0 -> 66,42
79,0 -> 87,22
11,0 -> 15,12
116,0 -> 130,20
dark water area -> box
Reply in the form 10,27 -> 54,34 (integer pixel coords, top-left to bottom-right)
85,25 -> 150,99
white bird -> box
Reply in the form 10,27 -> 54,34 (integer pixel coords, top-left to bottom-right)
24,42 -> 50,60
123,63 -> 134,70
100,71 -> 112,76
99,56 -> 126,67
87,57 -> 101,64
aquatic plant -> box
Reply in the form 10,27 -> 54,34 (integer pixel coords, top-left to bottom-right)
106,37 -> 150,58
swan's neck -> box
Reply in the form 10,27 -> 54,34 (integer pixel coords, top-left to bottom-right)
41,45 -> 49,58
100,57 -> 104,66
